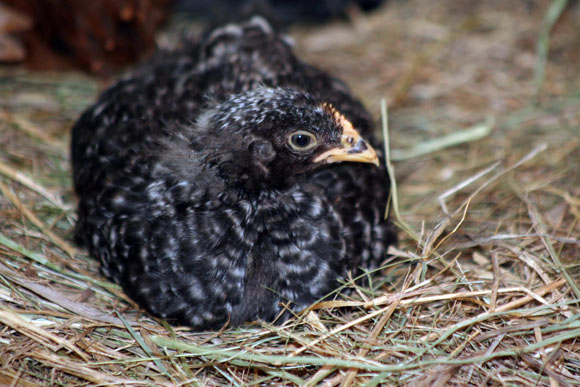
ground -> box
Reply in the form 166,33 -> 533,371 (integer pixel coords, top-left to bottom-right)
0,0 -> 579,385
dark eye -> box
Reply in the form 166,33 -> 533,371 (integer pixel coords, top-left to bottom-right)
288,131 -> 317,151
293,134 -> 310,147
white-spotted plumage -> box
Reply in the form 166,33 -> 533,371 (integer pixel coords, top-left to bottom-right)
72,17 -> 396,330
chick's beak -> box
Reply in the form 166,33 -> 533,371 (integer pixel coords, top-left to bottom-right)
314,125 -> 380,167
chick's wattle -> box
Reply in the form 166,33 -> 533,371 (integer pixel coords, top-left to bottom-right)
72,17 -> 396,330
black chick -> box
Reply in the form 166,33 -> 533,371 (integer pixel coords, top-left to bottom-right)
72,17 -> 396,330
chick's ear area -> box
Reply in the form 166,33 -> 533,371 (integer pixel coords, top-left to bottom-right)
249,139 -> 276,164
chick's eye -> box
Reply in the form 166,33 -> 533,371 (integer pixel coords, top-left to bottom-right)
293,134 -> 310,147
288,131 -> 317,151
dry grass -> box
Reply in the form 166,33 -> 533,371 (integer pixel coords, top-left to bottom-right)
1,0 -> 580,385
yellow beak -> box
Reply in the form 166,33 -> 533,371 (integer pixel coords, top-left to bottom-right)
314,125 -> 380,167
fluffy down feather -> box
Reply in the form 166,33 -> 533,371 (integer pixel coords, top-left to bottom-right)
72,17 -> 396,330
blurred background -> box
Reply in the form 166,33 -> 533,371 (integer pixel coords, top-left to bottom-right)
0,0 -> 385,74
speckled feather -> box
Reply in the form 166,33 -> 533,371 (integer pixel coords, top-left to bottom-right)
72,17 -> 396,330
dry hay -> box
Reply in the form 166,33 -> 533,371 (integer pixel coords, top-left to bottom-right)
1,0 -> 579,385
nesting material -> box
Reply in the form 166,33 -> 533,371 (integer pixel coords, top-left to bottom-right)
0,0 -> 579,385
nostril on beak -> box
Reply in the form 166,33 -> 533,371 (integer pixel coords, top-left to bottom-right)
348,139 -> 368,153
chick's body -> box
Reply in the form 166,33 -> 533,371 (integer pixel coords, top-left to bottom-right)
72,18 -> 395,330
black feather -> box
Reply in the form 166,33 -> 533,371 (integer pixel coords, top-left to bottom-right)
72,17 -> 396,330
